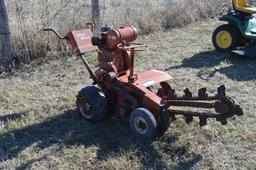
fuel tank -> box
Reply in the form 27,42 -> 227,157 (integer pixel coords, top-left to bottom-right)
106,26 -> 138,49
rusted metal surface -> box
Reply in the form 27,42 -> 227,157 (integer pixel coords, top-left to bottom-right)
106,26 -> 138,49
161,86 -> 243,126
66,29 -> 97,54
43,25 -> 97,54
45,24 -> 244,137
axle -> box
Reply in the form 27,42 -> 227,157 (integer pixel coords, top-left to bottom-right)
43,24 -> 244,140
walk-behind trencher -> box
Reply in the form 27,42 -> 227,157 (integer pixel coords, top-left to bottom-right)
44,24 -> 243,141
212,0 -> 256,58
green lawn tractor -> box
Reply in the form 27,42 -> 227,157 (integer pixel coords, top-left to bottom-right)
212,0 -> 256,58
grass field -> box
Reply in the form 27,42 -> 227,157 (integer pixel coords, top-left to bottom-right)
0,21 -> 256,169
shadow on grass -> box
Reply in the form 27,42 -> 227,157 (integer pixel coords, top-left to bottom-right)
1,110 -> 202,169
166,51 -> 256,81
0,112 -> 28,122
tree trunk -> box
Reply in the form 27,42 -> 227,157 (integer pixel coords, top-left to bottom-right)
91,0 -> 100,31
0,0 -> 14,70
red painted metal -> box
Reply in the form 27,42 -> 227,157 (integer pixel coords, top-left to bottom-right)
106,26 -> 138,49
44,24 -> 243,137
66,29 -> 97,54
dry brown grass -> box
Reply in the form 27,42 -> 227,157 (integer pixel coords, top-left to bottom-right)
4,0 -> 230,64
0,20 -> 255,169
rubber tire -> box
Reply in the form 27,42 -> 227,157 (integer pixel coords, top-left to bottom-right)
212,24 -> 240,52
129,108 -> 157,141
76,86 -> 108,123
157,110 -> 171,137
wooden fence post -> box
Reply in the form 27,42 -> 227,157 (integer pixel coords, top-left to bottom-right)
91,0 -> 100,31
0,0 -> 14,70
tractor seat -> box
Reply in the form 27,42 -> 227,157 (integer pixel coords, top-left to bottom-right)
233,0 -> 256,14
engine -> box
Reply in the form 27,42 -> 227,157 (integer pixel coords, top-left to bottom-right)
92,26 -> 138,49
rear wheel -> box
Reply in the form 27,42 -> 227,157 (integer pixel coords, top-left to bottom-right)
129,108 -> 157,141
76,86 -> 108,123
212,24 -> 240,51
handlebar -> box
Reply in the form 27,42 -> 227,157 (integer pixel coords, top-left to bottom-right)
43,28 -> 66,39
43,22 -> 95,40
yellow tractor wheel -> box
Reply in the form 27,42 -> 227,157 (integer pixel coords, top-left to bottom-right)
212,25 -> 240,52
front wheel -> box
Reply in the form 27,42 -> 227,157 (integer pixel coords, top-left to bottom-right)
76,86 -> 108,123
129,108 -> 157,141
212,24 -> 241,52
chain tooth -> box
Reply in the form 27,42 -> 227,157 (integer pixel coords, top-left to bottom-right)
217,85 -> 226,97
199,116 -> 207,127
170,113 -> 177,121
220,118 -> 228,125
170,89 -> 177,98
234,105 -> 243,116
184,115 -> 193,124
198,88 -> 208,99
183,88 -> 192,98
